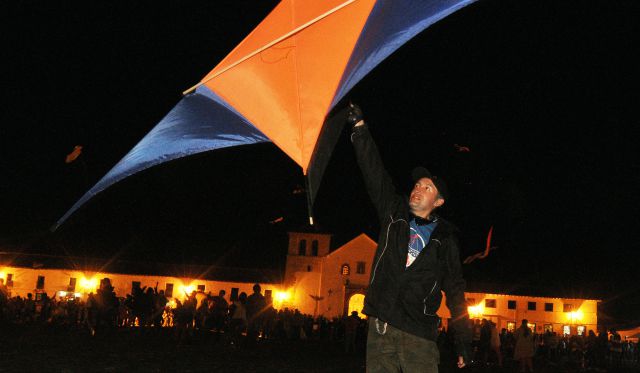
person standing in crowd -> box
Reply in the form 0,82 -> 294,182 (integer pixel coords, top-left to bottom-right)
246,283 -> 267,341
349,104 -> 470,372
344,311 -> 361,353
489,321 -> 503,367
230,292 -> 248,346
514,319 -> 535,373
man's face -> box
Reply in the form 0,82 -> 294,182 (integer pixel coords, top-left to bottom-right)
409,177 -> 444,218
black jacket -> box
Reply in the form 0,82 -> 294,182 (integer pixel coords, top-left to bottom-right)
352,124 -> 470,358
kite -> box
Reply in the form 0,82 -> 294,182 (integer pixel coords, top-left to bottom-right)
463,225 -> 497,264
453,143 -> 471,152
53,0 -> 478,230
65,145 -> 83,164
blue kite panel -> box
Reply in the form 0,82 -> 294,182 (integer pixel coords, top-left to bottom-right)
53,86 -> 269,230
331,0 -> 477,108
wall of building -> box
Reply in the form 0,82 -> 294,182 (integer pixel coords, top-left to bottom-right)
437,292 -> 599,335
321,234 -> 376,318
0,265 -> 283,307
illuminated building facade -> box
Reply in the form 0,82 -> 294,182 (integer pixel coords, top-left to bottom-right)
1,231 -> 599,334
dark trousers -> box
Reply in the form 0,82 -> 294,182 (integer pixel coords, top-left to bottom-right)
367,318 -> 439,373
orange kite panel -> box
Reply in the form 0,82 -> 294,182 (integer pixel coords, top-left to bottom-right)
202,0 -> 376,172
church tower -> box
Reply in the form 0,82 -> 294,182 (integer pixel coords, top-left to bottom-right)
283,231 -> 331,286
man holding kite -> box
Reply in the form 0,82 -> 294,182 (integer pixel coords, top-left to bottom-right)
348,104 -> 470,372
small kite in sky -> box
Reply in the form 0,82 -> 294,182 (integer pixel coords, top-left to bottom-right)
453,144 -> 471,152
269,216 -> 285,224
65,145 -> 83,163
463,226 -> 497,264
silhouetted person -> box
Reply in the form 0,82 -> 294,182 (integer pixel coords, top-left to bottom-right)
230,292 -> 247,346
246,283 -> 267,342
514,319 -> 534,373
344,311 -> 360,353
212,290 -> 229,333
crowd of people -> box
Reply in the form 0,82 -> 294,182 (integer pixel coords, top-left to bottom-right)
0,279 -> 368,351
460,318 -> 640,371
2,279 -> 639,371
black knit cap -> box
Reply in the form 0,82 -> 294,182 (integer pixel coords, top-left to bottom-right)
411,166 -> 449,201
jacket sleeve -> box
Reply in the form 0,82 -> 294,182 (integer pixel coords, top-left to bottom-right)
351,124 -> 403,222
441,235 -> 472,360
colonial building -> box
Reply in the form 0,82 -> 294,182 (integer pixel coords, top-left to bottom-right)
1,230 -> 599,335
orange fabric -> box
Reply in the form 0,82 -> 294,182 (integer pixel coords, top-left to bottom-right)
202,0 -> 376,172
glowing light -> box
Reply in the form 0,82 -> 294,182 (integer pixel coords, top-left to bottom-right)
80,277 -> 98,291
58,291 -> 67,297
569,310 -> 584,323
167,299 -> 177,309
275,291 -> 291,302
0,272 -> 5,281
180,285 -> 195,295
468,304 -> 485,318
74,293 -> 82,298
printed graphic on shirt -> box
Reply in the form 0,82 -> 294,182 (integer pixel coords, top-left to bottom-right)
407,227 -> 425,267
407,218 -> 437,267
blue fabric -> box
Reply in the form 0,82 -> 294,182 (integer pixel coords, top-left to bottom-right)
52,86 -> 269,230
331,0 -> 477,108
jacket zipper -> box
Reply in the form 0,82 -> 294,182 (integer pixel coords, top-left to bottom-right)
423,280 -> 438,316
370,216 -> 406,285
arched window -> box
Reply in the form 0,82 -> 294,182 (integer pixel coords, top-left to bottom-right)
341,264 -> 350,276
298,239 -> 307,256
311,240 -> 319,256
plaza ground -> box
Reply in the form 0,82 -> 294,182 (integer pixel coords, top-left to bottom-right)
2,325 -> 639,373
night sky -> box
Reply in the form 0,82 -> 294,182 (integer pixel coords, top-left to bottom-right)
2,1 -> 639,322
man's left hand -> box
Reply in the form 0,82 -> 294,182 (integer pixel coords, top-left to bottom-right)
457,356 -> 465,369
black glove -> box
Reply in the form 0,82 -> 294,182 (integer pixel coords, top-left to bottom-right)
346,103 -> 364,126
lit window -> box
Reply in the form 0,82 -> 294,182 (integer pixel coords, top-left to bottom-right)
341,264 -> 350,276
563,325 -> 571,335
528,301 -> 536,311
577,325 -> 586,336
299,240 -> 307,256
36,276 -> 45,290
507,321 -> 516,332
508,300 -> 516,310
356,262 -> 366,274
485,299 -> 496,308
165,283 -> 174,298
544,324 -> 553,333
312,240 -> 319,256
527,323 -> 536,333
545,303 -> 554,312
197,284 -> 205,292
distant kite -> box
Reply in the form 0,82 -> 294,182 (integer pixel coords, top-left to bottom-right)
463,226 -> 497,264
453,144 -> 471,152
269,216 -> 285,224
65,145 -> 83,163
